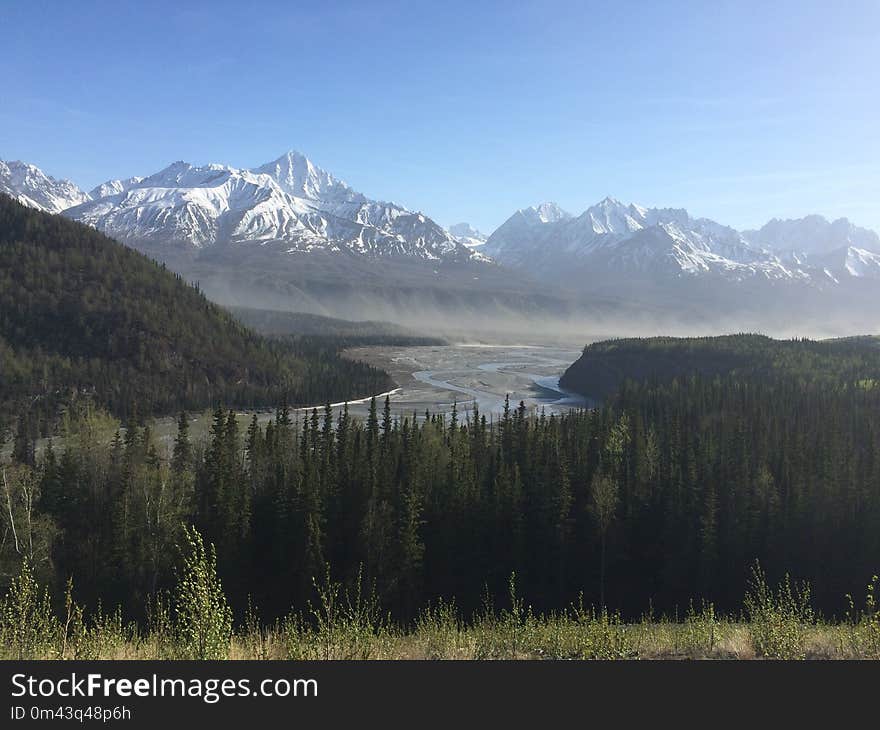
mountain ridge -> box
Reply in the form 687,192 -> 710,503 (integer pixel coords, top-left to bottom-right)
3,155 -> 880,331
484,196 -> 880,286
0,160 -> 90,214
61,150 -> 483,263
6,154 -> 877,280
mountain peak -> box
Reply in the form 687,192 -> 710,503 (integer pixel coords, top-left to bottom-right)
253,150 -> 362,203
583,196 -> 647,235
746,214 -> 880,255
89,175 -> 145,200
34,153 -> 480,263
0,158 -> 90,213
522,202 -> 570,224
275,149 -> 307,163
449,222 -> 487,247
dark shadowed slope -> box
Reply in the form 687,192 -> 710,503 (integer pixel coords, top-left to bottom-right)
0,195 -> 391,424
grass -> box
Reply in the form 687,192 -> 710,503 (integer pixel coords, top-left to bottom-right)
2,615 -> 872,661
3,555 -> 878,661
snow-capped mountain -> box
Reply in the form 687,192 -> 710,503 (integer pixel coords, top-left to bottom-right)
826,246 -> 880,280
481,202 -> 573,266
449,222 -> 488,248
742,216 -> 880,282
88,176 -> 144,200
0,160 -> 90,213
745,215 -> 880,256
60,151 -> 480,262
484,197 -> 880,286
784,245 -> 880,283
4,153 -> 880,329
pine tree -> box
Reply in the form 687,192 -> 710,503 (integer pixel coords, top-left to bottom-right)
171,411 -> 191,475
12,412 -> 35,467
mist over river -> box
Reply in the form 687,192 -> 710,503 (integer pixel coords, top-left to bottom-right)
341,343 -> 589,421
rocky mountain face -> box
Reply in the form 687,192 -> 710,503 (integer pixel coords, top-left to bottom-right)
484,197 -> 880,286
745,216 -> 880,282
60,151 -> 482,264
449,222 -> 488,248
745,215 -> 880,255
0,160 -> 90,213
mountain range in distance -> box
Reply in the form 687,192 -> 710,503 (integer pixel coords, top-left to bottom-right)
484,197 -> 880,284
448,222 -> 489,249
2,152 -> 879,337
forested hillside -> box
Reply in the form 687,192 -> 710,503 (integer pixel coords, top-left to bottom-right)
0,195 -> 392,428
560,333 -> 880,399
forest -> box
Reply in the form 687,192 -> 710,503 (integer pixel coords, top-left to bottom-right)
3,332 -> 880,638
560,332 -> 880,399
0,194 -> 393,428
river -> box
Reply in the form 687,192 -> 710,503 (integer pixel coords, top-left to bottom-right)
342,342 -> 589,420
13,343 -> 588,460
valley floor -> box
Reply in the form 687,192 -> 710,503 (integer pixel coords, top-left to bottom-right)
342,342 -> 589,420
2,341 -> 592,463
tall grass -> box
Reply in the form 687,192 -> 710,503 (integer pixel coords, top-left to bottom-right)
2,555 -> 879,660
744,561 -> 815,660
842,575 -> 880,659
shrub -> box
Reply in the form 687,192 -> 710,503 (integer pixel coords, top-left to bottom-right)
744,561 -> 814,659
680,600 -> 722,658
305,566 -> 389,660
144,591 -> 174,660
173,527 -> 233,660
567,597 -> 633,660
0,559 -> 58,659
240,598 -> 269,660
844,575 -> 880,659
415,598 -> 461,659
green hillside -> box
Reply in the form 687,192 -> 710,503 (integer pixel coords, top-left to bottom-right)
0,195 -> 391,427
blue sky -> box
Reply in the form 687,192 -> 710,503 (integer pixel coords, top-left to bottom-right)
2,0 -> 878,233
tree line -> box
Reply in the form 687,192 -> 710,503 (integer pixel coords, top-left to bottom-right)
3,359 -> 879,624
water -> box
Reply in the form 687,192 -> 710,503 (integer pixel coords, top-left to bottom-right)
14,343 -> 589,460
346,343 -> 588,420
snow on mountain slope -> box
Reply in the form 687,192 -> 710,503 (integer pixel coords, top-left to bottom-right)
485,197 -> 819,284
745,215 -> 880,256
5,154 -> 879,293
744,217 -> 880,284
843,247 -> 880,277
479,202 -> 572,266
88,175 -> 144,199
0,160 -> 90,213
793,245 -> 880,282
62,151 -> 480,262
449,222 -> 488,248
70,161 -> 311,249
253,150 -> 362,205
